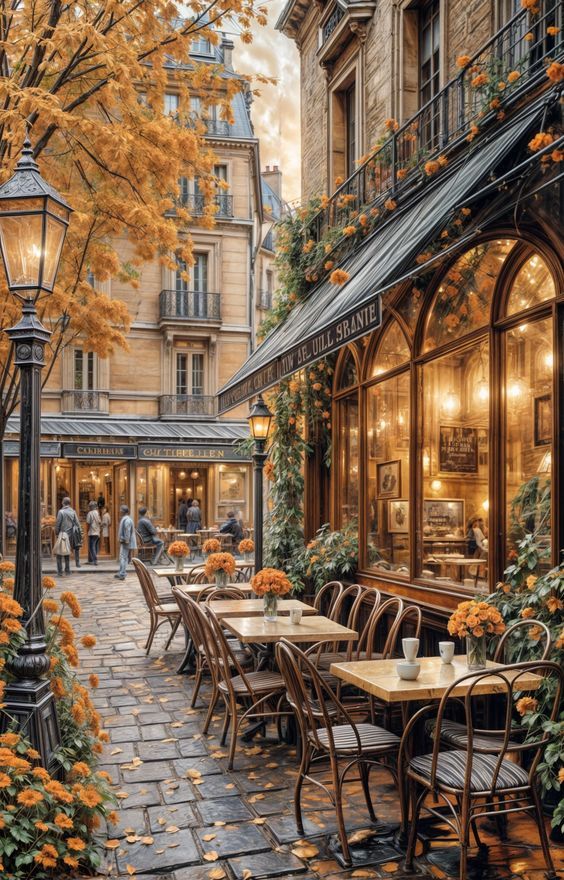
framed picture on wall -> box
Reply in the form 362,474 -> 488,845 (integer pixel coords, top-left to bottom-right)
388,499 -> 409,533
423,499 -> 465,535
377,460 -> 401,499
534,394 -> 551,447
439,426 -> 478,473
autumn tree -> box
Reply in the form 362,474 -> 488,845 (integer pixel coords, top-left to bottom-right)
0,0 -> 268,436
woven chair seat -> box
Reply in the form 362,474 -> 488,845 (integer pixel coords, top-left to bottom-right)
311,722 -> 400,754
425,718 -> 522,752
410,751 -> 529,793
219,671 -> 285,696
155,602 -> 180,615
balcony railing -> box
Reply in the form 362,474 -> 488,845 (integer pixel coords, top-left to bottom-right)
62,390 -> 109,414
309,0 -> 563,243
159,395 -> 217,418
159,289 -> 221,322
176,193 -> 234,218
258,289 -> 273,310
205,118 -> 231,137
322,4 -> 345,44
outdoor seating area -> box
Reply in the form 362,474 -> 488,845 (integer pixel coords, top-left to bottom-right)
128,562 -> 562,876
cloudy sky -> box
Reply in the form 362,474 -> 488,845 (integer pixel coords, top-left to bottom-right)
232,0 -> 301,203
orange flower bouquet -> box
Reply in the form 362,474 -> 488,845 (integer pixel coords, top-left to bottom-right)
239,538 -> 255,560
205,552 -> 236,586
448,599 -> 505,670
168,540 -> 190,572
251,568 -> 292,621
202,538 -> 221,555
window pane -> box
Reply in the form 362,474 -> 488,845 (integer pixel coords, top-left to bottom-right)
192,353 -> 204,395
367,372 -> 410,577
165,93 -> 179,116
424,240 -> 516,352
506,253 -> 556,315
372,321 -> 410,376
338,349 -> 358,389
87,352 -> 94,390
214,164 -> 228,181
74,350 -> 83,390
505,318 -> 553,566
176,353 -> 188,395
420,340 -> 489,589
338,396 -> 359,525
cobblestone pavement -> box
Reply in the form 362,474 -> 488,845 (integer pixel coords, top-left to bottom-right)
67,571 -> 564,880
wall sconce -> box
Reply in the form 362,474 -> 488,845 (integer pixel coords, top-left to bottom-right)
430,479 -> 442,492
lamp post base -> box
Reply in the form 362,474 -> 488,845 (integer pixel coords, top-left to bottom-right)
1,677 -> 61,776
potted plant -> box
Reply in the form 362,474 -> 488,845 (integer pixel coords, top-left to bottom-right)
204,552 -> 236,586
239,538 -> 255,562
448,598 -> 505,669
168,540 -> 189,573
250,567 -> 292,621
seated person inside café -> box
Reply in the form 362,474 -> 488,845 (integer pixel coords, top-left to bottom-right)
220,510 -> 244,543
137,507 -> 164,564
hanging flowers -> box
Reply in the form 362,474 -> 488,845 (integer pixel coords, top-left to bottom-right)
329,268 -> 350,285
546,61 -> 564,82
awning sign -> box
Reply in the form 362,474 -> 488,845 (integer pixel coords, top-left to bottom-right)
3,441 -> 61,458
218,297 -> 382,412
62,443 -> 137,459
138,444 -> 249,462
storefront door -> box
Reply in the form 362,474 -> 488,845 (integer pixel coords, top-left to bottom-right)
170,466 -> 208,528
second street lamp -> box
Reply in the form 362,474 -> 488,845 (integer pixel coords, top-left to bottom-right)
0,136 -> 72,771
247,395 -> 272,573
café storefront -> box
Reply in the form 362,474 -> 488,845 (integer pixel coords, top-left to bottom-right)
3,424 -> 251,558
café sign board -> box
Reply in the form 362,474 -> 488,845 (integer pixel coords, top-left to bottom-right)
218,297 -> 382,412
62,443 -> 137,459
4,441 -> 61,458
138,444 -> 248,462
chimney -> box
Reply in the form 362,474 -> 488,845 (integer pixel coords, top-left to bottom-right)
221,34 -> 234,69
262,165 -> 283,199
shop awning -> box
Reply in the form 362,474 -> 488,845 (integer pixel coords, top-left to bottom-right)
218,98 -> 547,413
5,416 -> 248,445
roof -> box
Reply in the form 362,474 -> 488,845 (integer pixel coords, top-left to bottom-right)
218,98 -> 547,413
5,417 -> 249,445
261,177 -> 284,220
275,0 -> 314,36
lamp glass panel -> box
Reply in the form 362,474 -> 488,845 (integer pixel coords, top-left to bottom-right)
0,213 -> 43,287
42,215 -> 66,289
249,414 -> 271,439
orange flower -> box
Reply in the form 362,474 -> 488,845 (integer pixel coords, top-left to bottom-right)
324,260 -> 334,270
77,786 -> 102,808
329,269 -> 350,286
521,607 -> 535,619
547,26 -> 560,35
81,634 -> 96,648
239,539 -> 255,554
34,844 -> 58,868
42,576 -> 56,590
251,568 -> 292,598
424,159 -> 440,176
0,561 -> 15,572
168,541 -> 189,558
558,767 -> 564,784
63,855 -> 79,869
44,780 -> 74,803
66,837 -> 87,851
17,788 -> 44,807
264,460 -> 275,481
0,771 -> 10,788
384,198 -> 397,211
60,591 -> 81,618
32,767 -> 50,782
343,225 -> 356,236
55,812 -> 74,830
524,31 -> 534,41
521,0 -> 539,11
2,617 -> 22,633
507,70 -> 521,84
204,552 -> 236,580
529,132 -> 555,152
0,732 -> 20,747
98,731 -> 110,743
0,595 -> 23,617
35,819 -> 49,831
516,696 -> 538,716
51,677 -> 66,699
334,176 -> 344,186
358,213 -> 368,227
547,596 -> 563,614
71,761 -> 91,777
526,574 -> 538,589
546,61 -> 564,82
202,538 -> 221,554
457,54 -> 471,68
384,118 -> 399,131
471,73 -> 488,88
89,673 -> 99,688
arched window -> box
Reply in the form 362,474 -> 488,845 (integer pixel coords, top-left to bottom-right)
506,252 -> 556,315
423,240 -> 516,351
337,348 -> 358,389
371,320 -> 410,377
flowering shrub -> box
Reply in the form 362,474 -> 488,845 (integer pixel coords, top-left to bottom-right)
488,534 -> 564,831
202,538 -> 221,554
204,552 -> 236,580
168,540 -> 189,558
293,522 -> 359,593
0,565 -> 115,877
447,598 -> 506,639
251,568 -> 292,598
239,538 -> 255,554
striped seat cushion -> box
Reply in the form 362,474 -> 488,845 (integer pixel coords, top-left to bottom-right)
425,718 -> 522,752
409,751 -> 529,792
220,670 -> 285,696
311,723 -> 400,754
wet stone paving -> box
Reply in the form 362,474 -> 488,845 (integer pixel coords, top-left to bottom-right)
67,571 -> 564,880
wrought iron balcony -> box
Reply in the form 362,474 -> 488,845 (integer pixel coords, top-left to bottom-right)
258,289 -> 272,310
309,0 -> 563,243
159,395 -> 217,418
62,390 -> 109,414
159,289 -> 221,322
321,4 -> 345,44
205,118 -> 231,137
176,193 -> 234,218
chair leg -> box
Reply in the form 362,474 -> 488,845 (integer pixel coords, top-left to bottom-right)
459,798 -> 471,880
405,779 -> 422,869
145,618 -> 157,654
227,694 -> 239,770
202,685 -> 219,734
331,755 -> 351,865
359,761 -> 376,822
164,616 -> 181,650
220,704 -> 231,746
294,745 -> 310,835
190,661 -> 203,708
531,785 -> 557,878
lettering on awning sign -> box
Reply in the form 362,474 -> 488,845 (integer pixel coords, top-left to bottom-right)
138,445 -> 249,462
218,297 -> 382,412
62,443 -> 137,459
3,441 -> 61,458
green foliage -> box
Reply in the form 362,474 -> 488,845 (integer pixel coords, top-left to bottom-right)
292,521 -> 359,592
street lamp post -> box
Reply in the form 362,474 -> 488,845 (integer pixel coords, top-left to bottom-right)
0,136 -> 72,771
247,395 -> 272,573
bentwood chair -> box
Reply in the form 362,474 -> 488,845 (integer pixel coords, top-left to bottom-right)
402,661 -> 563,880
206,608 -> 288,769
275,638 -> 401,866
201,586 -> 247,603
305,584 -> 368,670
132,558 -> 181,654
313,581 -> 344,618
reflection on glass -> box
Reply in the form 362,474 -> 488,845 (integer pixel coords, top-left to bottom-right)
505,318 -> 552,566
338,349 -> 358,389
420,341 -> 489,589
366,372 -> 410,577
424,240 -> 516,351
506,253 -> 556,315
371,320 -> 410,377
338,396 -> 359,525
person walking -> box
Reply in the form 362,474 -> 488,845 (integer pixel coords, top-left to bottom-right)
186,498 -> 201,534
177,497 -> 188,531
101,508 -> 111,554
86,500 -> 102,565
115,505 -> 137,580
137,507 -> 164,564
54,497 -> 82,576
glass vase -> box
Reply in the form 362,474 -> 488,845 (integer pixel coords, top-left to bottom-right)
263,591 -> 278,621
244,551 -> 253,563
215,570 -> 228,587
466,633 -> 487,670
175,556 -> 185,573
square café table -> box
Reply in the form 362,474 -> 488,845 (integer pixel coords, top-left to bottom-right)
223,614 -> 357,645
208,598 -> 316,619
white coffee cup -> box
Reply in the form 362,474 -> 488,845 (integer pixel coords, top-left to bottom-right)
439,641 -> 455,664
402,637 -> 419,663
289,608 -> 302,625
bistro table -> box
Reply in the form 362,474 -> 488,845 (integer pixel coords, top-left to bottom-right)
207,598 -> 315,619
330,655 -> 542,860
154,560 -> 254,586
223,614 -> 357,646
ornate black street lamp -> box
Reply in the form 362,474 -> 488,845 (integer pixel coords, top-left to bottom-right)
247,395 -> 272,572
0,136 -> 72,770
